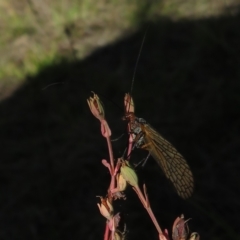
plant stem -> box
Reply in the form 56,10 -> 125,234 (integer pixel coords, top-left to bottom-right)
134,185 -> 162,235
106,136 -> 115,192
104,223 -> 110,240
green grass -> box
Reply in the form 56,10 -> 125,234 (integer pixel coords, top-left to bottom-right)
0,0 -> 238,93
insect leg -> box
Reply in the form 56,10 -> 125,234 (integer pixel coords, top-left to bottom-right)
132,131 -> 145,150
140,142 -> 152,150
134,152 -> 151,168
111,133 -> 125,142
141,152 -> 151,167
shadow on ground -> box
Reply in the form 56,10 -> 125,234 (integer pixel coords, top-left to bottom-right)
1,11 -> 240,240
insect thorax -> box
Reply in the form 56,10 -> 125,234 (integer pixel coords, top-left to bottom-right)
129,117 -> 146,148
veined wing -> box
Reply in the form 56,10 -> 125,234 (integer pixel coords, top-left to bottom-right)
142,123 -> 194,199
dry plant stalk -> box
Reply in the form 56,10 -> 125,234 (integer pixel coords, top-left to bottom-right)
87,92 -> 199,240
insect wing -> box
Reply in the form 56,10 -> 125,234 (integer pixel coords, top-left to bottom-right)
142,124 -> 194,199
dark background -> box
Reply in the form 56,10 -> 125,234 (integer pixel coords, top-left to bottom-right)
1,9 -> 240,240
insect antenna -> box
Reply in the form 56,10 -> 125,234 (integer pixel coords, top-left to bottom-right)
111,29 -> 149,142
111,133 -> 125,142
127,26 -> 149,112
97,92 -> 123,113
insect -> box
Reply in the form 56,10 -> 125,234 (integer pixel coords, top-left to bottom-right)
123,93 -> 194,199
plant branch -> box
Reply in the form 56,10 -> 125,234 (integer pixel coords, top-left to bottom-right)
133,185 -> 162,235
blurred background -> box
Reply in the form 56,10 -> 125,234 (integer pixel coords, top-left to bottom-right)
0,0 -> 240,239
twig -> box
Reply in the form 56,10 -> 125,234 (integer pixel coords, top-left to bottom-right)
133,185 -> 162,235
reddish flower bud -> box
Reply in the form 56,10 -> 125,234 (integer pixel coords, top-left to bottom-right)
97,197 -> 113,220
87,92 -> 105,121
172,214 -> 189,240
87,92 -> 111,137
124,93 -> 134,113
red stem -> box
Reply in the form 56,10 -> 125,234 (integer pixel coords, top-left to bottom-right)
106,136 -> 115,191
134,185 -> 162,235
104,223 -> 109,240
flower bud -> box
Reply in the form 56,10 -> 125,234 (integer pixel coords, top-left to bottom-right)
120,160 -> 138,187
87,92 -> 105,121
117,173 -> 127,191
189,232 -> 200,240
124,93 -> 134,113
113,232 -> 121,240
97,197 -> 113,220
172,214 -> 188,240
113,224 -> 127,240
114,231 -> 126,240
